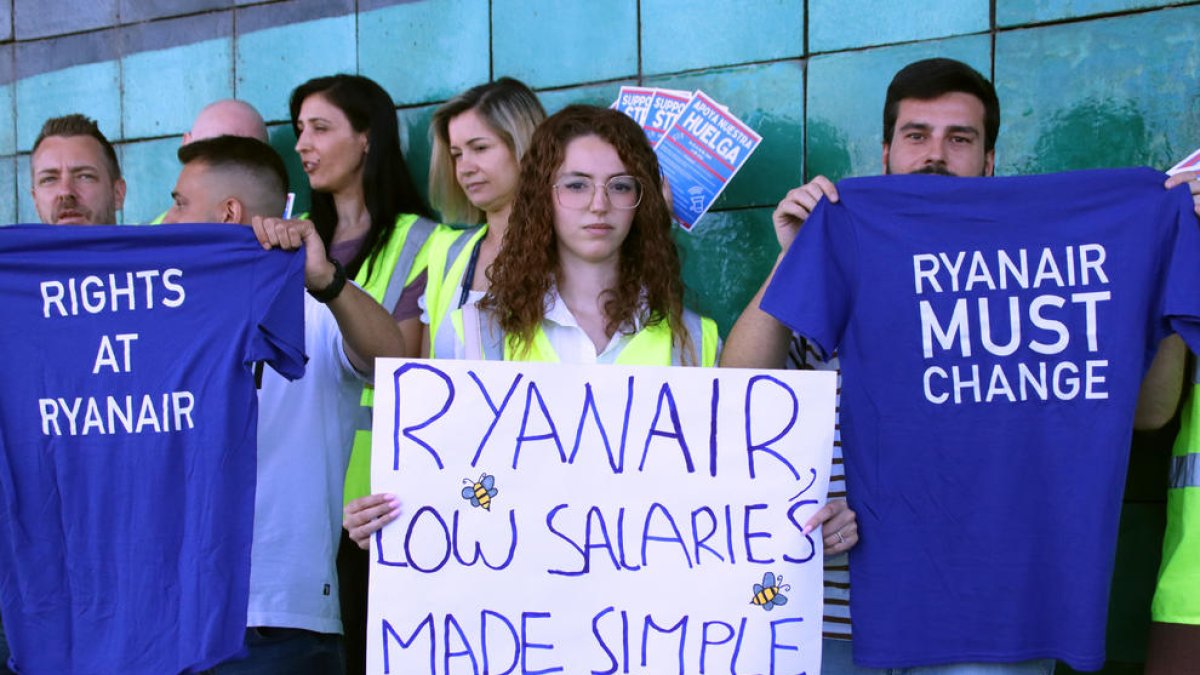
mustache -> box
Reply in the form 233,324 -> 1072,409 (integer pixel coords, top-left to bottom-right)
911,164 -> 956,177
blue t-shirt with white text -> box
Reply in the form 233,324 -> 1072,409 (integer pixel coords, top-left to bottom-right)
762,168 -> 1200,670
0,224 -> 305,674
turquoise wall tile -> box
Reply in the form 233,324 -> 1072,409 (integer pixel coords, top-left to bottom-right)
492,0 -> 638,89
122,13 -> 234,140
995,6 -> 1200,175
15,154 -> 35,224
15,61 -> 121,152
675,207 -> 779,336
120,137 -> 183,224
0,157 -> 15,225
266,122 -> 311,218
236,8 -> 357,122
359,1 -> 490,107
810,0 -> 989,52
998,0 -> 1174,26
648,61 -> 805,210
641,0 -> 804,75
0,85 -> 13,156
537,82 -> 633,115
397,105 -> 437,214
807,35 -> 992,181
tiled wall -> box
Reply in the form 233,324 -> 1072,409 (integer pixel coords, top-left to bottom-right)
2,0 -> 1197,668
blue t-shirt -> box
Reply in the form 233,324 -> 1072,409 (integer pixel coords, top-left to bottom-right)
0,224 -> 305,674
762,168 -> 1200,670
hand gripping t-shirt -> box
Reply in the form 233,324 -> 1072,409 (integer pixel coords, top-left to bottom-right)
0,224 -> 306,674
761,168 -> 1200,670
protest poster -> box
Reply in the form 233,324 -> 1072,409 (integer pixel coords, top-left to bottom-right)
1168,146 -> 1200,175
612,86 -> 657,126
0,224 -> 305,673
655,90 -> 763,230
642,88 -> 692,146
366,359 -> 836,675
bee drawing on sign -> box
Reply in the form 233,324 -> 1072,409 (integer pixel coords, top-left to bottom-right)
462,473 -> 498,511
750,572 -> 790,611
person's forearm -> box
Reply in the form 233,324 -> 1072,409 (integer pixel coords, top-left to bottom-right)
1134,333 -> 1188,430
329,284 -> 409,376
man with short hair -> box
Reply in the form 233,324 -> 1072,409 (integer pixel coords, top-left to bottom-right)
164,135 -> 288,226
163,134 -> 405,674
29,114 -> 126,225
724,58 -> 1200,673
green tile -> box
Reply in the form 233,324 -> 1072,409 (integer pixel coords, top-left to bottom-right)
493,0 -> 637,89
120,137 -> 182,225
359,1 -> 490,107
807,36 -> 992,181
0,157 -> 16,225
16,154 -> 36,223
538,82 -> 633,116
0,84 -> 13,156
998,0 -> 1175,27
810,0 -> 989,52
266,122 -> 311,219
123,38 -> 233,139
235,15 -> 357,123
16,61 -> 121,152
675,207 -> 779,336
397,105 -> 437,214
648,61 -> 805,210
641,0 -> 804,75
995,6 -> 1200,175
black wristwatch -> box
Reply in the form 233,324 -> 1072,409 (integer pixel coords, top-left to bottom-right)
308,258 -> 347,303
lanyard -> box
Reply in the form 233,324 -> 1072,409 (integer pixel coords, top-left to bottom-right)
457,236 -> 485,308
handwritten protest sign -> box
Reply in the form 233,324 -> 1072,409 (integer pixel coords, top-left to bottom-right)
367,359 -> 835,675
655,90 -> 763,230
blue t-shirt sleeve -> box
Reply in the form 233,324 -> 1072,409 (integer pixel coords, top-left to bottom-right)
250,247 -> 306,380
760,197 -> 857,360
1163,185 -> 1200,351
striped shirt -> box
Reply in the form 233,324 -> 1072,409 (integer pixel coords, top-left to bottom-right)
788,335 -> 850,640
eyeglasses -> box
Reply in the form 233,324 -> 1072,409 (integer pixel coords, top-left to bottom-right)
553,176 -> 643,210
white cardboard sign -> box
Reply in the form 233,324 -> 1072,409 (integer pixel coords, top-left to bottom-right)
367,359 -> 835,675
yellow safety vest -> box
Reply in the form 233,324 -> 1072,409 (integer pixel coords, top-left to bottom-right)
342,213 -> 438,505
422,224 -> 488,358
1153,358 -> 1200,623
452,303 -> 719,367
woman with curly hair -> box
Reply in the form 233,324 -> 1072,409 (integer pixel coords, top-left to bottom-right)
457,103 -> 719,364
342,105 -> 720,552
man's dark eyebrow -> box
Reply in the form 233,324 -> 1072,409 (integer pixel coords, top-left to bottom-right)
946,125 -> 981,136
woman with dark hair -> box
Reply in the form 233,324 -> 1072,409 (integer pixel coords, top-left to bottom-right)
290,74 -> 436,352
288,73 -> 436,675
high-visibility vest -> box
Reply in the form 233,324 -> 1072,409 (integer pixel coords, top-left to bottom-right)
341,214 -> 438,505
422,224 -> 487,358
1153,357 -> 1200,623
454,302 -> 719,367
